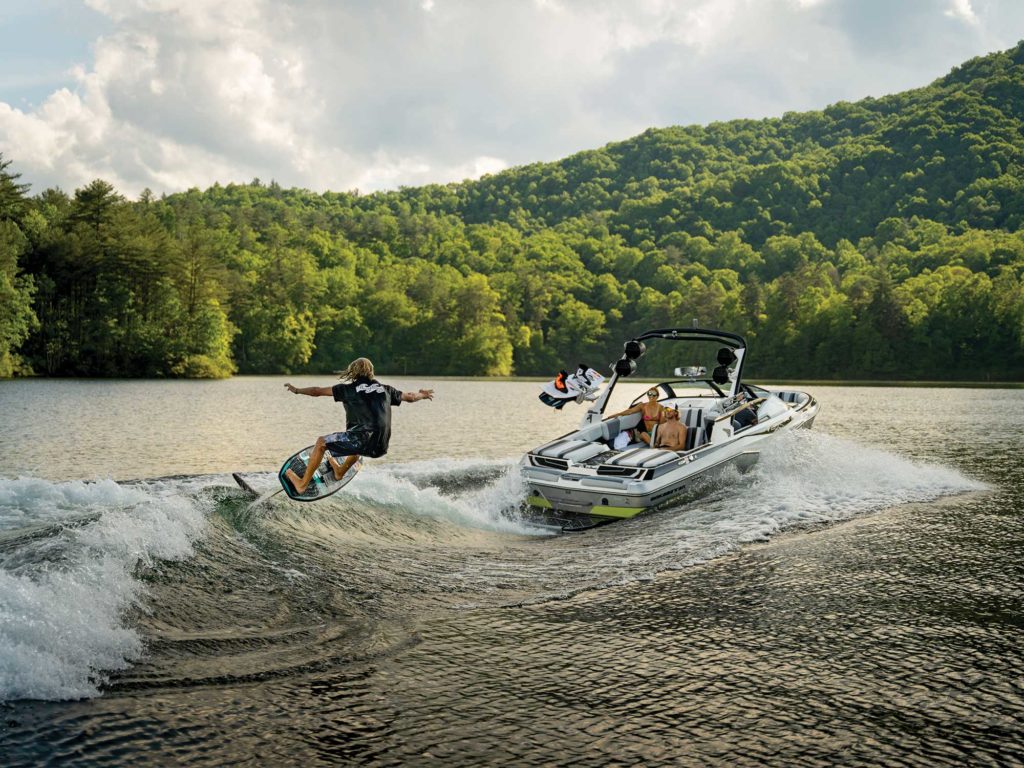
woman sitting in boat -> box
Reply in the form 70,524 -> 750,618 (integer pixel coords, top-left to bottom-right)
610,388 -> 666,446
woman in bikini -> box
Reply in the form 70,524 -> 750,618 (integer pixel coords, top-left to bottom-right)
610,388 -> 666,446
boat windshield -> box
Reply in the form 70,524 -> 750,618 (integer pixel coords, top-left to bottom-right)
628,379 -> 724,406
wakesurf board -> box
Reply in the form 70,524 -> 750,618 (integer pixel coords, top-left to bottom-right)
538,364 -> 605,409
277,447 -> 363,502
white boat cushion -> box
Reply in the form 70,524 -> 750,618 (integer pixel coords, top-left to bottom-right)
638,450 -> 679,468
609,447 -> 647,465
610,448 -> 678,467
562,443 -> 608,463
539,439 -> 590,458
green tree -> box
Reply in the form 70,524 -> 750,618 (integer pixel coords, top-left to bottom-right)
0,221 -> 37,376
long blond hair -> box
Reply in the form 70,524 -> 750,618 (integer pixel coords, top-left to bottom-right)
339,357 -> 375,381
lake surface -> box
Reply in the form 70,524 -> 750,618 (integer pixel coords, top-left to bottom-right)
0,378 -> 1021,766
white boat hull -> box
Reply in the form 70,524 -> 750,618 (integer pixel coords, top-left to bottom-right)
521,389 -> 818,526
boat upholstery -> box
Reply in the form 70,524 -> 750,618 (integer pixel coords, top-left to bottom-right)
536,412 -> 649,462
608,448 -> 678,468
682,408 -> 708,451
565,413 -> 643,445
563,442 -> 609,462
535,396 -> 770,467
537,438 -> 590,458
600,412 -> 643,441
775,391 -> 809,405
538,408 -> 722,464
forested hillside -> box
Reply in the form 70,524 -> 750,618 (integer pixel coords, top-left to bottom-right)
2,43 -> 1024,380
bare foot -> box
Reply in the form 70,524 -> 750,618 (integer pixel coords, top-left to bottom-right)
327,456 -> 345,480
285,468 -> 307,494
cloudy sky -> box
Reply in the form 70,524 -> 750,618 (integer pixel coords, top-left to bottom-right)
0,0 -> 1022,198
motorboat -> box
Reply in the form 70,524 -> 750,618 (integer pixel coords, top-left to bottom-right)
520,326 -> 819,530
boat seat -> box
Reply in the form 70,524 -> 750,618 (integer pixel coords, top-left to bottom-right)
538,438 -> 591,458
608,448 -> 679,468
563,442 -> 608,463
777,391 -> 808,405
681,408 -> 707,451
600,412 -> 643,442
539,413 -> 646,461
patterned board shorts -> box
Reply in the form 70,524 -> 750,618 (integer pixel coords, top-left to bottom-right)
322,430 -> 370,458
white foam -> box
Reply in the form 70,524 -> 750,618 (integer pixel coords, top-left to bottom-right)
0,477 -> 207,701
578,429 -> 991,579
381,456 -> 515,484
449,430 -> 990,601
331,432 -> 983,563
710,430 -> 988,540
340,460 -> 542,536
0,477 -> 153,531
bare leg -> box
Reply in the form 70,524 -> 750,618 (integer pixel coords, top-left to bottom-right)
639,430 -> 652,446
327,454 -> 360,480
285,437 -> 328,494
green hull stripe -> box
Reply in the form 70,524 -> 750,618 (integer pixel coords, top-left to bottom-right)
590,505 -> 644,519
526,495 -> 645,519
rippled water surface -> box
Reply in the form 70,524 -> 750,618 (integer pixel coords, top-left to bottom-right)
0,378 -> 1021,766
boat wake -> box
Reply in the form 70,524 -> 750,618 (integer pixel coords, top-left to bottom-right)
0,478 -> 207,701
0,432 -> 985,702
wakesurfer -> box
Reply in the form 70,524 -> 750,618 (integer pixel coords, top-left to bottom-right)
283,357 -> 433,494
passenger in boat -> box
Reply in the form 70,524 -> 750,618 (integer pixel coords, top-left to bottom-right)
731,402 -> 759,430
703,392 -> 758,441
654,407 -> 689,451
610,388 -> 666,446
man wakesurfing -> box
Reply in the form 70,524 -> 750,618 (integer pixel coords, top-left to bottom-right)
282,357 -> 433,494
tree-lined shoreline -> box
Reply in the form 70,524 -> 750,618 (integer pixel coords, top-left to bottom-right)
2,43 -> 1023,381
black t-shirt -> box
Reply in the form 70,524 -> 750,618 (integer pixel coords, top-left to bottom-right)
332,377 -> 403,457
732,405 -> 758,430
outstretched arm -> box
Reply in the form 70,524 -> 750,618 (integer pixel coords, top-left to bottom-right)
284,383 -> 334,396
610,403 -> 642,418
401,389 -> 434,403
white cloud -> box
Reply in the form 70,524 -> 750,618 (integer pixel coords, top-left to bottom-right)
0,0 -> 1019,197
945,0 -> 978,25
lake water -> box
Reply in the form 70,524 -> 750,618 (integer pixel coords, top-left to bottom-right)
0,378 -> 1021,766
